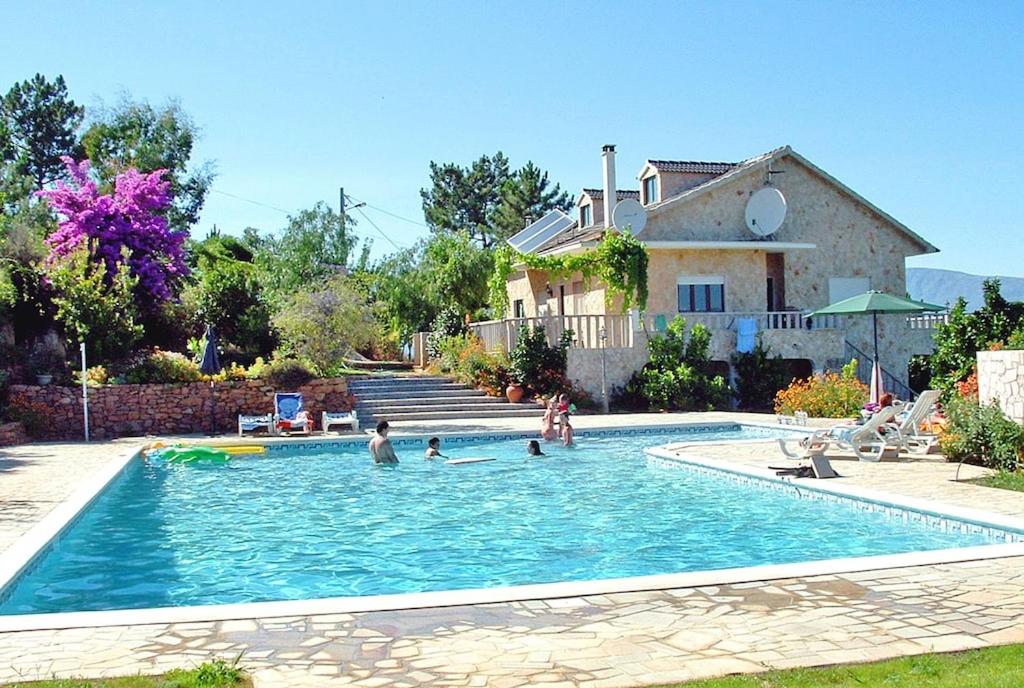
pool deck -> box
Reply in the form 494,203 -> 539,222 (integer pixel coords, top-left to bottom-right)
1,412 -> 1023,687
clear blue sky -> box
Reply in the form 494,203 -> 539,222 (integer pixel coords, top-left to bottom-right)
3,1 -> 1022,276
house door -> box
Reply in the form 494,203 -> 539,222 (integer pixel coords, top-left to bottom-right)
766,253 -> 786,311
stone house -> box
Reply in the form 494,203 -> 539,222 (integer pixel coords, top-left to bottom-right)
473,145 -> 944,400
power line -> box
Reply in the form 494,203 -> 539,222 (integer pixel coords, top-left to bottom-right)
353,205 -> 406,251
210,189 -> 293,216
345,193 -> 429,228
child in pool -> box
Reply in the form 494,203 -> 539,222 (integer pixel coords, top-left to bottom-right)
527,439 -> 546,456
424,437 -> 447,459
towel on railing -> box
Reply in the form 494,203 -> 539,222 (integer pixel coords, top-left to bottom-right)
736,318 -> 758,353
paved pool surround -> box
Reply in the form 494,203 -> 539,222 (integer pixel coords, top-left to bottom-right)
1,412 -> 1024,687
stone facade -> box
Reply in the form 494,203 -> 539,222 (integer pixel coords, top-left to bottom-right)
978,350 -> 1024,424
7,378 -> 352,442
504,149 -> 941,388
567,345 -> 651,400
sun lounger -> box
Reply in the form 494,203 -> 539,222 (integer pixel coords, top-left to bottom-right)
238,413 -> 273,437
322,411 -> 359,433
891,389 -> 941,453
275,392 -> 311,435
779,403 -> 904,462
771,455 -> 839,479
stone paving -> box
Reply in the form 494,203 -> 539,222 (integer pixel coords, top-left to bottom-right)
1,414 -> 1024,687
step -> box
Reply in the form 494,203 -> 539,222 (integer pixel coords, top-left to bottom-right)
359,407 -> 544,422
356,395 -> 506,409
357,401 -> 521,415
350,388 -> 488,401
348,376 -> 453,386
348,381 -> 470,394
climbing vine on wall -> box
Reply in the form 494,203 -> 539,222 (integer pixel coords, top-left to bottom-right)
488,229 -> 649,316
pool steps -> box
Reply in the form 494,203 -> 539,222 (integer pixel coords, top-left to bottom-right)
349,376 -> 544,423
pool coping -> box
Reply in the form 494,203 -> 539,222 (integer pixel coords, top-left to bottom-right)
3,421 -> 1024,633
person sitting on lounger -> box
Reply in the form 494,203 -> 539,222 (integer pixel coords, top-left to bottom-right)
369,420 -> 399,464
424,436 -> 447,459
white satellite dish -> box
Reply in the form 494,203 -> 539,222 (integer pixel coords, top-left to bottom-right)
611,198 -> 647,233
745,187 -> 787,237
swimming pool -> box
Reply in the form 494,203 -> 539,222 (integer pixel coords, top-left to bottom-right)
1,424 -> 1021,616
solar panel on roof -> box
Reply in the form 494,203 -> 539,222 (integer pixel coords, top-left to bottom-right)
507,209 -> 575,254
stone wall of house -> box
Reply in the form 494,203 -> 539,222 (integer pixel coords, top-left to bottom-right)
7,378 -> 351,441
977,350 -> 1024,424
567,346 -> 651,401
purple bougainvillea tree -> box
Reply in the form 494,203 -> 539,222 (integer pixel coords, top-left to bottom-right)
37,156 -> 189,305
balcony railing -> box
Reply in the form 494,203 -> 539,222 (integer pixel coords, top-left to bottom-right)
907,313 -> 949,330
468,311 -> 845,352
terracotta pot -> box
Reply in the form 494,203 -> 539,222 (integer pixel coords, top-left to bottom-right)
505,383 -> 524,403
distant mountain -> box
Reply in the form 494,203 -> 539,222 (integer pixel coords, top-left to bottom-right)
907,268 -> 1024,311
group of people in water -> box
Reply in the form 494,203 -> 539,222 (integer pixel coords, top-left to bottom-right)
368,393 -> 577,465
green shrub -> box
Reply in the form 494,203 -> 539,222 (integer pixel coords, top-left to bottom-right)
624,316 -> 730,412
29,338 -> 67,377
1008,326 -> 1024,350
427,304 -> 467,360
940,397 -> 1024,471
508,325 -> 572,396
124,350 -> 202,384
731,340 -> 788,411
774,359 -> 868,418
247,357 -> 315,389
435,332 -> 474,373
74,365 -> 109,387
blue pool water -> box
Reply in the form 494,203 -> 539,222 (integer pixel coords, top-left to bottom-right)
1,425 -> 1019,615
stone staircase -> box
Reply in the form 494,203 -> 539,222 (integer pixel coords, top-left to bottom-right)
349,376 -> 544,423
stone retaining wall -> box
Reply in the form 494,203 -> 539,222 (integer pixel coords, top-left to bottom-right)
977,350 -> 1024,424
7,378 -> 351,441
0,421 -> 27,446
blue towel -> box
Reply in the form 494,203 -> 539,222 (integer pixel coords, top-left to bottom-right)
736,318 -> 758,354
275,393 -> 304,421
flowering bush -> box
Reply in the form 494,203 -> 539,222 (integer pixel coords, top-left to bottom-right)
37,157 -> 188,305
6,397 -> 51,438
940,397 -> 1024,470
774,360 -> 868,418
123,350 -> 202,384
956,369 -> 979,400
246,357 -> 315,389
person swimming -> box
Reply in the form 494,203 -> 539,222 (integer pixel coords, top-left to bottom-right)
424,436 -> 448,459
560,413 -> 574,447
527,439 -> 545,456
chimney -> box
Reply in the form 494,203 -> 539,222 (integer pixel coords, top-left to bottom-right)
602,144 -> 616,228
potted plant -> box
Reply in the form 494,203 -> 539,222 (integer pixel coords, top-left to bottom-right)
505,377 -> 525,403
29,340 -> 65,386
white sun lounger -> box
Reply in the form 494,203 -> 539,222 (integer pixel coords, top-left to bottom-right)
238,413 -> 274,437
322,411 -> 360,433
779,403 -> 905,462
892,389 -> 941,453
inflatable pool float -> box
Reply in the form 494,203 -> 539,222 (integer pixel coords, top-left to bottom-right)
445,457 -> 495,465
155,446 -> 232,464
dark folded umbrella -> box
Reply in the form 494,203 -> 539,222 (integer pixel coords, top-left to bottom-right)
199,326 -> 222,434
199,326 -> 222,376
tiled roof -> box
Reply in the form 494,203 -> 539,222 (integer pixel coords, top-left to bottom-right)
581,189 -> 640,200
535,225 -> 606,254
646,160 -> 738,175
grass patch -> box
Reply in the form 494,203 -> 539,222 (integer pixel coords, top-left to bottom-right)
971,469 -> 1024,493
2,659 -> 250,688
657,645 -> 1024,687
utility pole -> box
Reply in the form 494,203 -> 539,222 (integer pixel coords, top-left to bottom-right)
339,187 -> 346,245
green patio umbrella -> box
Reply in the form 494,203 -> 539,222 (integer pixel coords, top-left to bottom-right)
808,291 -> 943,401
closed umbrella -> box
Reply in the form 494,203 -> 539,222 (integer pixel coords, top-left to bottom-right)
199,325 -> 223,435
808,291 -> 943,403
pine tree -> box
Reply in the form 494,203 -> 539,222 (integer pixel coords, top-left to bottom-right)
493,161 -> 573,241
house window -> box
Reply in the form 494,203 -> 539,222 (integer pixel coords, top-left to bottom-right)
677,278 -> 725,313
513,299 -> 525,318
643,176 -> 658,205
580,204 -> 592,227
